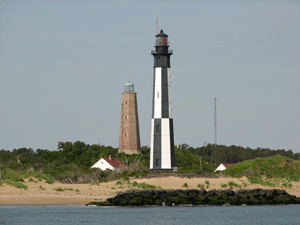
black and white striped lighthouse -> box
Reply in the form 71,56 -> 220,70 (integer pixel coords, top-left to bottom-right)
150,29 -> 175,170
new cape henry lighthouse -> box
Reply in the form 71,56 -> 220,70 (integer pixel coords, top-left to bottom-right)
150,30 -> 175,171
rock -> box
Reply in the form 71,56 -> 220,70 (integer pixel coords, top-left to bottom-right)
88,188 -> 300,207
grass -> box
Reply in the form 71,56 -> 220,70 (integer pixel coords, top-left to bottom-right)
223,155 -> 300,186
247,176 -> 275,187
126,181 -> 161,189
0,169 -> 54,184
0,170 -> 28,190
4,180 -> 28,190
54,187 -> 74,192
90,181 -> 100,185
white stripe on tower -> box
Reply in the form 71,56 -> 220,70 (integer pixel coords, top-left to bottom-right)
154,67 -> 162,119
161,118 -> 171,168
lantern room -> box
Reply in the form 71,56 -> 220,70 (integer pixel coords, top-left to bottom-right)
155,29 -> 169,46
124,81 -> 134,93
152,29 -> 173,56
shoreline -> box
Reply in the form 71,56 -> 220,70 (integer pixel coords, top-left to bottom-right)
1,176 -> 299,206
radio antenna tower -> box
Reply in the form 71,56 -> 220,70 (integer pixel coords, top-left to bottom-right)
156,16 -> 159,34
214,97 -> 217,145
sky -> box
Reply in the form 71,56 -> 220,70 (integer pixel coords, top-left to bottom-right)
0,0 -> 299,152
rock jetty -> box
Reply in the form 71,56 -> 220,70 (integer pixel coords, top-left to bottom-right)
87,189 -> 300,206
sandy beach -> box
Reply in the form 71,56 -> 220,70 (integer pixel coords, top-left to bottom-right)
1,176 -> 299,206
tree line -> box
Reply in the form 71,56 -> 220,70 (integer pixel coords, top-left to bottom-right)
182,144 -> 300,165
0,141 -> 299,180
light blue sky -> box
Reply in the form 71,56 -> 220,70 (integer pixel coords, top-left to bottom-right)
1,0 -> 299,152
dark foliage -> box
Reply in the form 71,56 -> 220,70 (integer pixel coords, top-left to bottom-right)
0,141 -> 150,181
183,144 -> 297,165
0,141 -> 298,183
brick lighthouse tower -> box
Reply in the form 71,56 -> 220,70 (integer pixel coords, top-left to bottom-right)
150,30 -> 175,170
118,81 -> 141,155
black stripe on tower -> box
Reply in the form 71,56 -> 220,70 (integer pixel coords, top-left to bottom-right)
153,55 -> 171,68
152,118 -> 162,169
161,67 -> 169,118
169,118 -> 175,167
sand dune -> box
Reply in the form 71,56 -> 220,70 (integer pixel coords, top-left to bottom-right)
1,176 -> 299,206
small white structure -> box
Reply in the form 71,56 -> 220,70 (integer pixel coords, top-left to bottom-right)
91,155 -> 124,171
214,163 -> 235,172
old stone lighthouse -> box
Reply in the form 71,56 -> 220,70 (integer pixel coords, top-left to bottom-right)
118,82 -> 141,154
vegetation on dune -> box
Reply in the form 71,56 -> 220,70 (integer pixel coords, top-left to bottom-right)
0,141 -> 216,185
223,155 -> 300,186
128,181 -> 161,189
2,180 -> 28,190
114,180 -> 161,189
174,148 -> 215,173
0,141 -> 299,188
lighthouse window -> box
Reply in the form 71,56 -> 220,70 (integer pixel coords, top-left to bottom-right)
157,92 -> 159,98
125,100 -> 128,104
125,116 -> 128,120
124,133 -> 127,137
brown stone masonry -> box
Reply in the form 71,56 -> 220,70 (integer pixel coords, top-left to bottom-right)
118,93 -> 141,154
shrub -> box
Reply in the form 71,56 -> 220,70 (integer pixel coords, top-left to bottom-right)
131,181 -> 138,187
228,181 -> 238,189
282,183 -> 292,189
28,177 -> 37,183
45,178 -> 54,184
221,183 -> 227,188
182,183 -> 188,188
55,187 -> 64,192
39,185 -> 45,190
197,184 -> 204,188
14,178 -> 24,182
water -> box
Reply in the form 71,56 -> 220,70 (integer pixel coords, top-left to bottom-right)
0,205 -> 300,225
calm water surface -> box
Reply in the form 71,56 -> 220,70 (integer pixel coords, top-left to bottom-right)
0,205 -> 299,225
